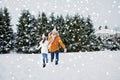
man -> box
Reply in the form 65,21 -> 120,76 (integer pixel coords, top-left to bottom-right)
48,28 -> 67,65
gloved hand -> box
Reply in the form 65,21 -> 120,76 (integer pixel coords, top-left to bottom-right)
64,48 -> 67,53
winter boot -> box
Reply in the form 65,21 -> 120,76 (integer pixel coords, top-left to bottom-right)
55,61 -> 58,65
51,59 -> 53,62
43,64 -> 46,68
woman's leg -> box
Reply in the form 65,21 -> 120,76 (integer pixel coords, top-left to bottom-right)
45,53 -> 48,63
42,53 -> 45,64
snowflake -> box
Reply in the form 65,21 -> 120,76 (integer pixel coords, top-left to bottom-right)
37,5 -> 40,9
67,4 -> 70,8
104,20 -> 108,23
22,4 -> 26,8
1,35 -> 4,37
118,5 -> 120,9
37,61 -> 40,64
85,7 -> 89,11
81,63 -> 85,66
54,5 -> 57,9
113,0 -> 117,4
74,4 -> 77,8
66,67 -> 70,70
118,11 -> 120,14
82,10 -> 85,14
52,70 -> 55,72
60,61 -> 64,64
69,59 -> 72,62
108,10 -> 111,13
28,68 -> 31,72
12,76 -> 15,80
80,1 -> 83,4
9,71 -> 13,74
73,64 -> 76,67
112,4 -> 115,8
90,57 -> 94,60
118,67 -> 120,70
31,11 -> 35,15
77,8 -> 80,11
29,74 -> 32,78
106,72 -> 110,76
85,0 -> 89,3
64,9 -> 68,13
17,65 -> 21,68
114,24 -> 118,27
77,70 -> 80,72
66,0 -> 71,3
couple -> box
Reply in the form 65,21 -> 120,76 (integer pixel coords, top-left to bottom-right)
38,28 -> 67,68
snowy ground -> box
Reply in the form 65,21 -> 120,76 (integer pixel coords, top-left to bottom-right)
0,51 -> 120,80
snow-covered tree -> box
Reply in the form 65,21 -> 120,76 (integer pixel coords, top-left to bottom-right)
0,7 -> 14,53
62,15 -> 102,52
16,10 -> 39,53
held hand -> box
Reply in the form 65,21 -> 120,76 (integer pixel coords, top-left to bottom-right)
36,46 -> 39,50
64,48 -> 67,53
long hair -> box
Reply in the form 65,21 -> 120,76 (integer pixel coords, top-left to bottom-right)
42,37 -> 46,43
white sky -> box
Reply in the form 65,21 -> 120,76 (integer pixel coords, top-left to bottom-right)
0,0 -> 120,32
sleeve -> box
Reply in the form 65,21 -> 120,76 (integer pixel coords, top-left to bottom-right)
58,37 -> 66,49
38,41 -> 42,48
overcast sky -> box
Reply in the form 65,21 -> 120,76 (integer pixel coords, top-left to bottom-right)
0,0 -> 120,32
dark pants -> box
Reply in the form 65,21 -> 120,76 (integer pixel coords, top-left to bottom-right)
51,50 -> 59,64
42,53 -> 48,64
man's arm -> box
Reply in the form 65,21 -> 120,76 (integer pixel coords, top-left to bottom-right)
58,37 -> 67,53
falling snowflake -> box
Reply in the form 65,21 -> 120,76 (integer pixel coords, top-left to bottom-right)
66,67 -> 70,70
106,72 -> 110,76
17,65 -> 21,68
28,68 -> 31,72
81,63 -> 85,66
66,0 -> 71,3
77,70 -> 80,72
28,74 -> 32,78
52,70 -> 55,72
118,5 -> 120,9
118,11 -> 120,14
90,57 -> 94,60
104,20 -> 108,24
113,0 -> 117,4
108,10 -> 112,13
12,76 -> 15,80
118,67 -> 120,70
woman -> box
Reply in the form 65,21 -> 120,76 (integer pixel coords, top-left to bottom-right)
38,34 -> 48,68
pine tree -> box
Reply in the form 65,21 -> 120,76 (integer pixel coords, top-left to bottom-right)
48,12 -> 56,34
80,16 -> 101,51
16,10 -> 36,53
63,14 -> 102,52
41,12 -> 49,34
0,7 -> 14,53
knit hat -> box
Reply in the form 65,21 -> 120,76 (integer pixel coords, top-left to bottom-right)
42,34 -> 45,38
52,27 -> 57,33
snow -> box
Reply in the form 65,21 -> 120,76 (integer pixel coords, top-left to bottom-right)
95,29 -> 116,35
0,51 -> 120,80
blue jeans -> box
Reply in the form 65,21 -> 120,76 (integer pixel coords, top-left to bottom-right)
51,50 -> 59,64
42,53 -> 48,64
